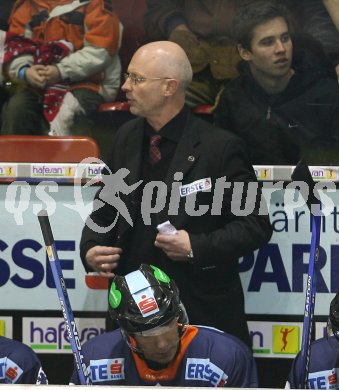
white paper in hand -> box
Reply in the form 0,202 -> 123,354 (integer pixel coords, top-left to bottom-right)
157,220 -> 178,235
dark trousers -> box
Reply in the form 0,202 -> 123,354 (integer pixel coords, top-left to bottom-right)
1,87 -> 104,135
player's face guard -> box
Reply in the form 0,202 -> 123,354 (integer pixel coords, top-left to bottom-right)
120,317 -> 187,358
131,317 -> 178,337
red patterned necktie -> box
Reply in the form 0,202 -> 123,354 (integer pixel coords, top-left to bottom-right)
149,135 -> 162,164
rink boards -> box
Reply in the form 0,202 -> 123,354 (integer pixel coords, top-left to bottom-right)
0,163 -> 338,360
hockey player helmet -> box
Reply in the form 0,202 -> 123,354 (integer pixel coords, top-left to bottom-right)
109,264 -> 188,334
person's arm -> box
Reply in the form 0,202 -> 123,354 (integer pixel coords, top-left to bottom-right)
155,230 -> 192,261
6,342 -> 48,384
56,0 -> 120,83
210,333 -> 258,388
7,0 -> 30,35
322,82 -> 339,158
214,87 -> 234,131
80,183 -> 121,274
323,0 -> 339,30
24,65 -> 47,88
189,137 -> 272,268
155,134 -> 271,266
144,0 -> 206,73
20,359 -> 48,385
144,0 -> 186,40
285,352 -> 301,389
79,124 -> 134,274
5,1 -> 34,79
0,2 -> 13,31
226,344 -> 259,387
323,0 -> 339,80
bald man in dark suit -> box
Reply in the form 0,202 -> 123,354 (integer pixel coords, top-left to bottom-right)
80,41 -> 272,346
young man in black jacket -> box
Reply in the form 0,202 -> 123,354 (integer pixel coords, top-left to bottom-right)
215,0 -> 339,165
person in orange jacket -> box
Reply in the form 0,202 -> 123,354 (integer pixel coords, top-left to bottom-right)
1,0 -> 121,135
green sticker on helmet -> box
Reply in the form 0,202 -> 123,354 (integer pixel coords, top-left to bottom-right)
151,265 -> 170,283
109,282 -> 122,308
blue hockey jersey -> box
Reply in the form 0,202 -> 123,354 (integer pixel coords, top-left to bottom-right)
70,325 -> 258,386
0,336 -> 48,384
287,336 -> 339,389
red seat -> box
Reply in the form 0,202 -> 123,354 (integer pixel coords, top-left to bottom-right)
0,135 -> 99,163
97,101 -> 130,113
98,101 -> 214,116
85,274 -> 109,290
192,104 -> 214,115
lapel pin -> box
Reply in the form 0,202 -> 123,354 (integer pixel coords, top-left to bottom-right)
188,155 -> 195,162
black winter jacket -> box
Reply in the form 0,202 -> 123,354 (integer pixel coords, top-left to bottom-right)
215,35 -> 339,165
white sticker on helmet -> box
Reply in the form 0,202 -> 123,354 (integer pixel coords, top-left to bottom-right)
125,270 -> 159,317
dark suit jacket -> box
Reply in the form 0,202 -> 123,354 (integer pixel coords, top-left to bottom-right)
80,111 -> 272,345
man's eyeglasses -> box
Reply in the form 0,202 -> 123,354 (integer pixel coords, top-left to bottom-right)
124,72 -> 171,86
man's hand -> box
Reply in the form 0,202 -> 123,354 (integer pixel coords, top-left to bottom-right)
25,65 -> 47,89
172,24 -> 191,33
85,246 -> 122,277
169,25 -> 206,73
43,65 -> 62,86
155,230 -> 192,261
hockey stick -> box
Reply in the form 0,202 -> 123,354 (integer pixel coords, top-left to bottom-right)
38,210 -> 91,385
291,159 -> 321,389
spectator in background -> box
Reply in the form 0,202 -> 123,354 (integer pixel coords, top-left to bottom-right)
302,0 -> 339,81
70,264 -> 258,386
143,0 -> 247,108
0,1 -> 14,129
280,1 -> 303,21
1,0 -> 121,136
0,336 -> 48,384
0,80 -> 8,129
79,40 -> 272,347
215,0 -> 339,165
286,292 -> 339,389
0,1 -> 15,31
